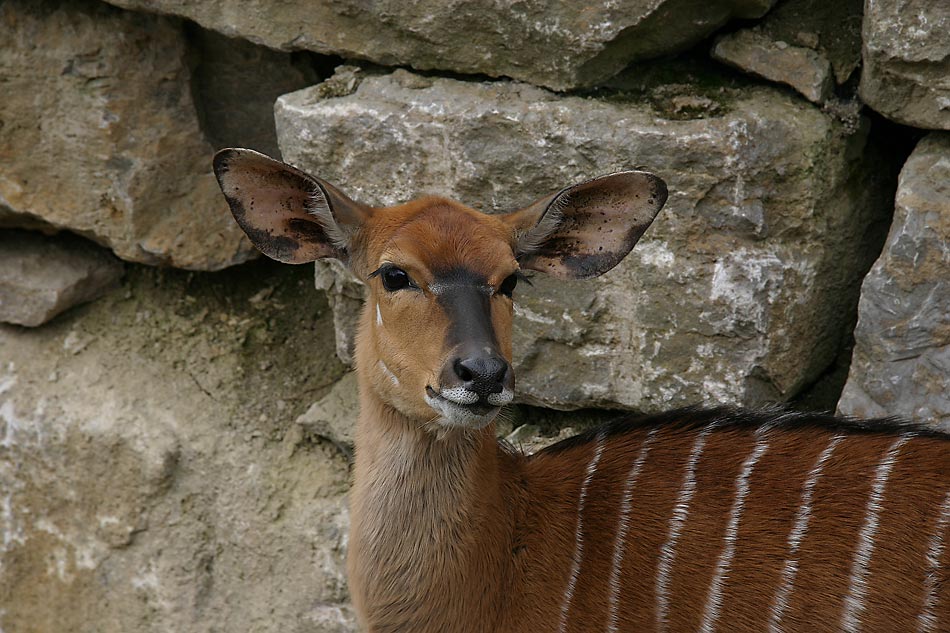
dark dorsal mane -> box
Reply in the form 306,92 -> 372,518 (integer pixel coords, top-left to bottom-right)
536,405 -> 950,457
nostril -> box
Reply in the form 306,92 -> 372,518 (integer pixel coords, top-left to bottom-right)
454,358 -> 474,383
486,358 -> 507,384
454,356 -> 509,395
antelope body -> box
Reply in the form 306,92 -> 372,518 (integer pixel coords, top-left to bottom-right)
214,149 -> 950,633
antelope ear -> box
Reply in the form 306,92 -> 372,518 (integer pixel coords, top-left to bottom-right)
212,148 -> 370,264
503,171 -> 667,279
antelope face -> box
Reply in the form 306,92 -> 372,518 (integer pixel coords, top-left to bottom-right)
359,198 -> 520,428
213,149 -> 667,431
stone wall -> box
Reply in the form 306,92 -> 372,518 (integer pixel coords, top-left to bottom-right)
1,0 -> 947,631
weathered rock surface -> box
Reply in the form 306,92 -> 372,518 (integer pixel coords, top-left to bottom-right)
838,133 -> 950,430
276,69 -> 892,412
102,0 -> 777,91
712,29 -> 834,104
189,26 -> 322,157
0,231 -> 123,327
0,0 -> 255,270
295,371 -> 359,456
0,261 -> 355,632
860,0 -> 950,129
711,0 -> 862,103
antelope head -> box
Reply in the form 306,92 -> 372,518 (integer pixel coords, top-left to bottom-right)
213,149 -> 667,431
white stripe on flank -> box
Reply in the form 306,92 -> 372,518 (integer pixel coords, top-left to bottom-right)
557,431 -> 607,633
769,434 -> 844,633
841,435 -> 910,633
918,490 -> 950,633
700,436 -> 770,633
606,428 -> 659,633
656,423 -> 713,632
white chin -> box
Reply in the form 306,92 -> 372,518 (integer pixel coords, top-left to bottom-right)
424,393 -> 500,430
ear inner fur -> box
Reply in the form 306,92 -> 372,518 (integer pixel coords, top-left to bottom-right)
212,148 -> 369,264
506,171 -> 668,280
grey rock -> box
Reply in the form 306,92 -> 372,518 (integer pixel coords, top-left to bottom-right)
715,0 -> 862,87
0,261 -> 352,632
0,231 -> 123,327
296,371 -> 359,454
859,0 -> 950,129
0,0 -> 255,270
504,424 -> 572,456
506,426 -> 579,456
189,26 -> 322,157
710,0 -> 864,104
314,259 -> 365,365
712,29 -> 835,104
504,424 -> 543,446
276,69 -> 892,412
101,0 -> 777,91
838,133 -> 950,431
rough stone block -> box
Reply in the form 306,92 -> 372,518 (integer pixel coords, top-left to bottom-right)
0,230 -> 123,327
838,133 -> 950,431
0,261 -> 353,632
712,29 -> 834,104
859,0 -> 950,129
711,0 -> 862,102
295,371 -> 359,455
275,69 -> 892,411
101,0 -> 777,91
189,26 -> 322,157
0,0 -> 255,269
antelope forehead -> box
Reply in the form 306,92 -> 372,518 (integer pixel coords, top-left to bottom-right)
385,205 -> 516,273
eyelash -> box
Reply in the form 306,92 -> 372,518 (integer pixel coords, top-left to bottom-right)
498,271 -> 532,297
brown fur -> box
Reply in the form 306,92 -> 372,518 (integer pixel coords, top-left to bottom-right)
346,197 -> 950,632
212,150 -> 949,633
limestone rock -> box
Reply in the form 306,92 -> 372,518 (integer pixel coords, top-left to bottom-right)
275,69 -> 892,412
0,0 -> 255,270
189,27 -> 322,157
860,0 -> 950,129
295,371 -> 359,455
711,0 -> 862,102
503,425 -> 576,456
0,231 -> 123,327
838,133 -> 950,431
314,259 -> 365,365
712,29 -> 834,104
0,260 -> 352,632
101,0 -> 777,91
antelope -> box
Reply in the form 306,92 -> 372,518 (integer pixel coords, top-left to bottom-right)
213,148 -> 950,633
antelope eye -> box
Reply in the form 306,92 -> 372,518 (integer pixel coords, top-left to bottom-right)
381,266 -> 413,292
498,273 -> 518,298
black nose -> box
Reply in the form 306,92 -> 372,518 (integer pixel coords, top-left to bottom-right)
452,355 -> 509,397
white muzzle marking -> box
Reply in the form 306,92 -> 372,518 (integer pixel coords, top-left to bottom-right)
487,389 -> 513,406
440,387 -> 479,405
425,388 -> 507,430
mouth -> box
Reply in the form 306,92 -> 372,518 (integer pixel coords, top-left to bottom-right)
424,385 -> 512,429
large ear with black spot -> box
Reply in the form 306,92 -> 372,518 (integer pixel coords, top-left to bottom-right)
502,171 -> 667,279
212,148 -> 370,264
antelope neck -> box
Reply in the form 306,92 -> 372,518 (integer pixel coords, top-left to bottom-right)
349,373 -> 517,630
